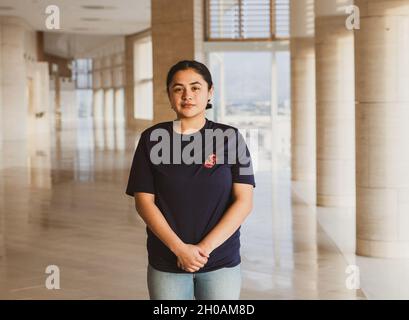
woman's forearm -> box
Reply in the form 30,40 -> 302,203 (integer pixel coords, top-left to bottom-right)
199,199 -> 253,255
135,195 -> 184,255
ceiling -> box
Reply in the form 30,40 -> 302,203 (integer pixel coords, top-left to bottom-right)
0,0 -> 151,35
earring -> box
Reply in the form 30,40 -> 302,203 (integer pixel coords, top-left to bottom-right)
206,99 -> 212,110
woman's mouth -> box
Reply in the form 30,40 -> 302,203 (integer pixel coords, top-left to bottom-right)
182,103 -> 195,108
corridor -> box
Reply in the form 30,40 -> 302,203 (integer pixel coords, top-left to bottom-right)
0,118 -> 365,299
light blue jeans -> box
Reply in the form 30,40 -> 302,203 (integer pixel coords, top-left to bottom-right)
147,264 -> 242,300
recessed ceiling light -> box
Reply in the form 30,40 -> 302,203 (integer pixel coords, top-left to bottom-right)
72,27 -> 92,31
80,17 -> 105,21
81,5 -> 116,10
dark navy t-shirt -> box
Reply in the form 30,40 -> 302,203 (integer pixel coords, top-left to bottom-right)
125,118 -> 256,273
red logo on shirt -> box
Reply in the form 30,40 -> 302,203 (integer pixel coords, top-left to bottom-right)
204,153 -> 217,168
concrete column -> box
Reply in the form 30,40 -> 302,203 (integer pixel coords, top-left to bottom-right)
0,29 -> 4,255
0,166 -> 4,256
290,0 -> 316,185
151,0 -> 204,124
114,88 -> 125,151
102,56 -> 112,89
112,52 -> 125,125
114,88 -> 125,124
27,62 -> 51,190
92,57 -> 103,123
104,88 -> 114,125
315,0 -> 355,207
30,62 -> 50,135
53,73 -> 61,130
0,17 -> 28,141
104,89 -> 115,150
355,0 -> 409,258
93,89 -> 104,121
0,18 -> 2,155
125,30 -> 152,129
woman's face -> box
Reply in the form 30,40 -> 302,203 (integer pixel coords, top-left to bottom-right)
168,68 -> 213,119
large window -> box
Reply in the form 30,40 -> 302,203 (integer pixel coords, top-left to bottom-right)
208,49 -> 291,171
206,0 -> 289,40
209,51 -> 274,121
72,59 -> 92,89
276,51 -> 290,115
133,37 -> 153,120
72,59 -> 93,118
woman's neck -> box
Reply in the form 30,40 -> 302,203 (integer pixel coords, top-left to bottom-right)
174,114 -> 206,134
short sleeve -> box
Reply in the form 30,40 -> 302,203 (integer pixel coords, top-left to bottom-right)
231,130 -> 256,188
125,131 -> 155,196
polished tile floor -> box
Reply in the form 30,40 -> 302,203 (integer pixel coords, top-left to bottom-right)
0,117 -> 370,299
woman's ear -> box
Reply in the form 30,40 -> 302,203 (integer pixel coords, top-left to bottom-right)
209,86 -> 214,100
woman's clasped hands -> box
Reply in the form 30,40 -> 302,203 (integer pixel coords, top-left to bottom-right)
175,243 -> 211,273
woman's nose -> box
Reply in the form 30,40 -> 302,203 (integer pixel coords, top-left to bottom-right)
182,91 -> 192,100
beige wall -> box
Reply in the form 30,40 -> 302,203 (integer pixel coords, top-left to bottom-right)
93,53 -> 125,90
123,0 -> 204,129
0,17 -> 28,142
125,29 -> 152,130
151,0 -> 205,125
0,16 -> 50,147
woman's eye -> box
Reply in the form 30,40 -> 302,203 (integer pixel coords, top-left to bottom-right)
192,87 -> 200,91
174,88 -> 182,92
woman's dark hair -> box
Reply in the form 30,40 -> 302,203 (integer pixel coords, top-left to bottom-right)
166,60 -> 213,109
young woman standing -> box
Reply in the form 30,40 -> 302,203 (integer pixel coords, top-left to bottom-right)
126,60 -> 255,300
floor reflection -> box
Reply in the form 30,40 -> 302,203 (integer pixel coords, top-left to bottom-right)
0,176 -> 4,258
0,115 -> 368,299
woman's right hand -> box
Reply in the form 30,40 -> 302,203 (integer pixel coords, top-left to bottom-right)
175,243 -> 209,273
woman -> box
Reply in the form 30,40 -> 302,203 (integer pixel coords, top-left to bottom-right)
126,60 -> 255,300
